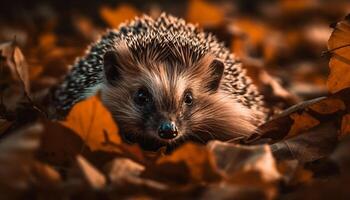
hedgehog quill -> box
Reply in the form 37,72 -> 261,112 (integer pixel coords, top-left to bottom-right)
53,13 -> 266,151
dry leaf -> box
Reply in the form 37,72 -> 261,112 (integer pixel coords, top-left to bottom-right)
288,112 -> 320,138
202,183 -> 271,200
327,15 -> 350,93
340,114 -> 350,139
100,4 -> 139,28
147,143 -> 221,183
208,141 -> 280,183
38,33 -> 56,50
105,158 -> 144,184
0,119 -> 12,135
0,124 -> 42,189
271,122 -> 338,163
308,98 -> 345,114
30,162 -> 61,186
0,41 -> 30,112
60,95 -> 121,152
73,15 -> 102,41
277,160 -> 312,186
232,19 -> 268,49
187,0 -> 224,27
251,89 -> 350,145
38,120 -> 84,166
76,155 -> 106,190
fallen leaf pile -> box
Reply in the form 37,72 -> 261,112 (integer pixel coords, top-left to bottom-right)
1,0 -> 350,199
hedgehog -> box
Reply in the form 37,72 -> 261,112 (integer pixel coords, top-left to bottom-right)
52,13 -> 266,151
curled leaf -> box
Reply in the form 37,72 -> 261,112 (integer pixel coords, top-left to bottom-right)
327,14 -> 350,93
0,41 -> 30,113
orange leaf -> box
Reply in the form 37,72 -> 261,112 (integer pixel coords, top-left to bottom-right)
340,114 -> 350,139
156,143 -> 220,182
233,19 -> 268,48
99,4 -> 139,28
327,15 -> 350,93
308,98 -> 345,114
187,0 -> 224,27
288,112 -> 320,138
60,95 -> 121,152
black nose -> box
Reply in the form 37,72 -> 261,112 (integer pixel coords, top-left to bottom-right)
158,121 -> 178,139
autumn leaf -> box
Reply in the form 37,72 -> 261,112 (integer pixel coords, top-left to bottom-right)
60,95 -> 121,152
30,162 -> 61,186
0,124 -> 42,189
327,14 -> 350,93
208,141 -> 280,183
100,4 -> 139,28
340,114 -> 350,139
151,143 -> 221,183
271,122 -> 338,163
187,0 -> 224,27
0,41 -> 30,112
38,120 -> 85,166
106,158 -> 145,184
308,98 -> 345,114
287,112 -> 319,139
76,155 -> 106,189
0,119 -> 12,135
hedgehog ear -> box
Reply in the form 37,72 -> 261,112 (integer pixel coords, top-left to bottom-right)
103,51 -> 120,85
207,59 -> 225,91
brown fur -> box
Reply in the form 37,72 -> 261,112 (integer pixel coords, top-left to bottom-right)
101,41 -> 258,150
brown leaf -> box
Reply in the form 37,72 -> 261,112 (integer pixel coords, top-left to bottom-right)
251,88 -> 350,145
0,124 -> 43,189
39,119 -> 124,170
0,41 -> 30,112
288,112 -> 320,138
271,122 -> 338,163
0,119 -> 12,135
327,15 -> 350,93
30,161 -> 61,186
340,114 -> 350,139
60,95 -> 121,152
277,160 -> 312,186
232,19 -> 268,49
242,58 -> 299,111
308,98 -> 345,114
72,15 -> 102,41
76,155 -> 106,190
208,141 -> 280,183
187,0 -> 224,27
145,143 -> 221,184
202,182 -> 274,200
38,33 -> 57,50
105,158 -> 144,184
100,4 -> 139,29
105,158 -> 170,198
38,120 -> 84,166
205,143 -> 279,200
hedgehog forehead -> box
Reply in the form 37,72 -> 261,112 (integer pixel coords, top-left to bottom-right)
137,62 -> 189,108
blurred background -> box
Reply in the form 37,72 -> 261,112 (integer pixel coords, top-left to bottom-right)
1,0 -> 350,112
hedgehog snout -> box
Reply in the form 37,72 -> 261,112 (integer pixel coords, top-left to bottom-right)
158,121 -> 178,139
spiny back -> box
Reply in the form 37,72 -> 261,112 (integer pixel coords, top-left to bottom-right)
53,13 -> 265,118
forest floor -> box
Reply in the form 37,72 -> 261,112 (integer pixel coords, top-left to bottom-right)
1,0 -> 350,199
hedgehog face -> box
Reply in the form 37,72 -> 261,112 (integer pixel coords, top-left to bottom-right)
100,43 -> 257,151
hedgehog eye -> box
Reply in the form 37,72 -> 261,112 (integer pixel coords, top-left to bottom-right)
134,88 -> 152,106
184,92 -> 193,106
